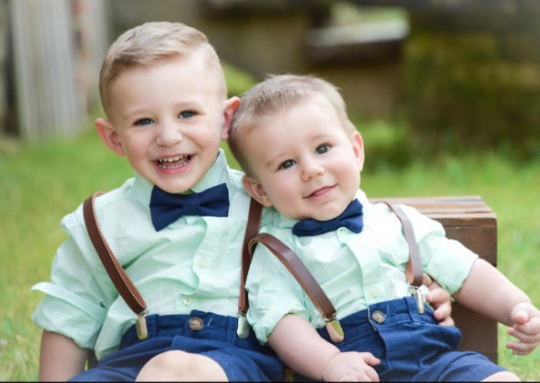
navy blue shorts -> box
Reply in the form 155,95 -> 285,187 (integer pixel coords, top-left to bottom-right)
70,311 -> 284,382
297,297 -> 506,382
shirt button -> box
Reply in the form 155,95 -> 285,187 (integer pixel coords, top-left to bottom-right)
198,257 -> 208,267
370,287 -> 380,297
371,310 -> 386,324
188,316 -> 204,331
182,296 -> 192,305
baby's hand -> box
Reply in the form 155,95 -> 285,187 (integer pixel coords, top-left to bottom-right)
507,302 -> 540,355
322,351 -> 380,382
423,274 -> 454,326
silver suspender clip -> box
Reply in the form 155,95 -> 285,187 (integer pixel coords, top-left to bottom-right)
237,311 -> 251,339
136,310 -> 149,340
409,284 -> 428,314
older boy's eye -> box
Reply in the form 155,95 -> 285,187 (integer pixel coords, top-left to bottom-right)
179,110 -> 196,119
135,118 -> 154,126
316,144 -> 330,154
278,160 -> 295,170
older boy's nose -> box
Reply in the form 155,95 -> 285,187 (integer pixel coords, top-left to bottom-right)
156,123 -> 183,146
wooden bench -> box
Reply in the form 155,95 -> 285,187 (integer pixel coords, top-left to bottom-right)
370,195 -> 498,363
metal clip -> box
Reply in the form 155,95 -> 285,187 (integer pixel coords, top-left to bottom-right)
136,311 -> 148,340
236,311 -> 251,339
410,284 -> 428,314
325,314 -> 344,343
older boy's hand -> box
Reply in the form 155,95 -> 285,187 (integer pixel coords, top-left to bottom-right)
322,351 -> 380,382
423,274 -> 454,326
507,302 -> 540,355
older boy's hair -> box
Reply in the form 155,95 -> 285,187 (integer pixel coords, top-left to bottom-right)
228,74 -> 356,175
99,21 -> 226,117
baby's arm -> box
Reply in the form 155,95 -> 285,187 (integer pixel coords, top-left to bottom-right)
268,314 -> 380,381
454,258 -> 540,354
39,330 -> 88,381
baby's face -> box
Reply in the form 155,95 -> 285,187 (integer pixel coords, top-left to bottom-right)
105,55 -> 229,194
243,97 -> 364,221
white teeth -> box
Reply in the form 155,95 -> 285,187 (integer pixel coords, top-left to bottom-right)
158,155 -> 185,163
157,155 -> 191,169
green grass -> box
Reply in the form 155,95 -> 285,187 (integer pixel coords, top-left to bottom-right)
1,121 -> 539,380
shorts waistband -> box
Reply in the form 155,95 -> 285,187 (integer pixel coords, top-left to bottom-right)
319,297 -> 439,341
120,310 -> 263,351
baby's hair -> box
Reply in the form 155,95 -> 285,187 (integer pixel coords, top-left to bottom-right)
99,21 -> 225,117
229,74 -> 356,175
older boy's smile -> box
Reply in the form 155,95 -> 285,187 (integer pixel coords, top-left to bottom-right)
156,154 -> 192,170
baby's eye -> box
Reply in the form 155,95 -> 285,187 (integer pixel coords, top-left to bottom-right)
278,159 -> 296,170
179,110 -> 196,119
134,118 -> 154,126
316,144 -> 330,154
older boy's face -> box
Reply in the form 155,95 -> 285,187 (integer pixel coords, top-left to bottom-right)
105,55 -> 229,193
244,97 -> 364,221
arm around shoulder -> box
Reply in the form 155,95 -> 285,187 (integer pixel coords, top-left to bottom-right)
39,330 -> 88,381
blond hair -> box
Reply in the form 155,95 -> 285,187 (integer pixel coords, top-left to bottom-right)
99,21 -> 226,117
228,74 -> 356,175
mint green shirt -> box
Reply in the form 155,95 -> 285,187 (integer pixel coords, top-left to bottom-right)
32,150 -> 251,359
245,190 -> 478,344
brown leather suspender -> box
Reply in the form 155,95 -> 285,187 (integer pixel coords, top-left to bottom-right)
83,193 -> 423,343
83,193 -> 149,340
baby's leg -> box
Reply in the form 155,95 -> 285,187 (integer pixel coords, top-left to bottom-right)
136,350 -> 228,381
482,370 -> 520,381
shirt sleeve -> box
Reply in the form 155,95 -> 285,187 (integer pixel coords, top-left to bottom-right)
31,208 -> 109,350
401,205 -> 478,295
245,230 -> 309,344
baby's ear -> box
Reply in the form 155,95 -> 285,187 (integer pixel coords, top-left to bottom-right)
242,175 -> 272,207
95,118 -> 125,157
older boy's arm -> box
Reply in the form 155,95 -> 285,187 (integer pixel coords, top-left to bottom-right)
268,314 -> 380,381
39,330 -> 88,381
454,258 -> 540,354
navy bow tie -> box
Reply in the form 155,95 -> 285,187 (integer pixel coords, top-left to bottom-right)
150,183 -> 229,231
292,199 -> 364,237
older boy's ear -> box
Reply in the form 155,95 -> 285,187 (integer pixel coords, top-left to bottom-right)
351,131 -> 365,171
95,118 -> 125,157
221,96 -> 240,140
242,175 -> 272,207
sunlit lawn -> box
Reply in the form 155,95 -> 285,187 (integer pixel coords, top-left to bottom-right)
1,122 -> 539,380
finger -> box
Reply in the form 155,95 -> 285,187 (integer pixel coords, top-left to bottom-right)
436,317 -> 455,326
512,309 -> 529,325
365,367 -> 380,382
506,341 -> 535,355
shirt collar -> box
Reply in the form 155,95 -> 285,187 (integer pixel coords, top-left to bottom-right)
131,149 -> 231,208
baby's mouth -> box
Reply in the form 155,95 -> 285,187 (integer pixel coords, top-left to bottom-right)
157,155 -> 191,169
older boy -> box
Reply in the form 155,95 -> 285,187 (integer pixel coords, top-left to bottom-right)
31,21 -> 283,382
228,74 -> 540,381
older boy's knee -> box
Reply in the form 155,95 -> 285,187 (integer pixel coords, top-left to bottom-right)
482,370 -> 520,381
136,350 -> 228,381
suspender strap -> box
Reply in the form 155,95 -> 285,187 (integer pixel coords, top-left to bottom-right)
238,198 -> 263,315
83,192 -> 149,340
83,193 -> 147,314
378,201 -> 424,287
248,233 -> 344,343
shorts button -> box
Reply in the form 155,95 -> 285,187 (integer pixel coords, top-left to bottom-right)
189,316 -> 204,331
371,310 -> 386,324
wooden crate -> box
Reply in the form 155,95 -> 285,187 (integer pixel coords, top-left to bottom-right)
370,195 -> 498,364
